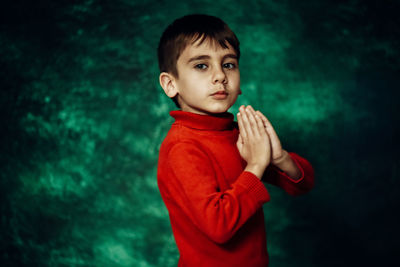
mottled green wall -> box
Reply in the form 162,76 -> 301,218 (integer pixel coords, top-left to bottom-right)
1,0 -> 399,266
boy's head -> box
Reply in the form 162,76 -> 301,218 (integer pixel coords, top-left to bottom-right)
158,14 -> 241,114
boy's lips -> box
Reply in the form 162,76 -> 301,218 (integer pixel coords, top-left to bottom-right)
211,90 -> 228,100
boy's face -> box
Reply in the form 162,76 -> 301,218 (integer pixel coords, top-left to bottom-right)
162,38 -> 240,115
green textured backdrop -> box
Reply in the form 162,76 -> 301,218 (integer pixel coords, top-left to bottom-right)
1,0 -> 399,266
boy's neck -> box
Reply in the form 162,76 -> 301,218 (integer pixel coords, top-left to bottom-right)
179,109 -> 231,117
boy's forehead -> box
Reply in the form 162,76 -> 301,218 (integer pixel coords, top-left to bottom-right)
180,37 -> 237,60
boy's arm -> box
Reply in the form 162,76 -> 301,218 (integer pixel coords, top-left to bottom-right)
161,142 -> 270,244
263,152 -> 315,195
159,109 -> 272,244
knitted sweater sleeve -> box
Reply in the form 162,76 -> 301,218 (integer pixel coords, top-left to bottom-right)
160,142 -> 270,244
262,152 -> 315,195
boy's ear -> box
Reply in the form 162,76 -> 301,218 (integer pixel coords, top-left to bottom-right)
159,72 -> 178,98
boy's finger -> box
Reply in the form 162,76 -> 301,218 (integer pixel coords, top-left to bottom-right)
240,106 -> 253,138
255,112 -> 267,138
238,133 -> 243,143
247,105 -> 257,117
248,106 -> 266,135
245,107 -> 259,137
256,111 -> 282,150
246,106 -> 259,122
257,111 -> 273,132
237,133 -> 243,147
250,107 -> 269,135
237,113 -> 247,139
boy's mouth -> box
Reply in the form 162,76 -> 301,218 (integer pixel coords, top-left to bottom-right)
211,90 -> 228,100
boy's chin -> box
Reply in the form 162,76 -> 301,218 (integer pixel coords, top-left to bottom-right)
181,102 -> 233,115
204,106 -> 232,115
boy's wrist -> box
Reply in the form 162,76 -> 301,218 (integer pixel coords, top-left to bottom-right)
244,163 -> 267,180
273,151 -> 302,180
272,150 -> 290,167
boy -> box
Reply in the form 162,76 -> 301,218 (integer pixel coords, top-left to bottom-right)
157,14 -> 314,266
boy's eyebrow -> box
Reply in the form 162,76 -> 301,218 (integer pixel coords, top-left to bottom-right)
187,53 -> 238,64
187,55 -> 210,63
222,54 -> 238,61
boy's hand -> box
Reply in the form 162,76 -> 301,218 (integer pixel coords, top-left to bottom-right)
250,107 -> 302,180
249,107 -> 286,165
237,105 -> 271,179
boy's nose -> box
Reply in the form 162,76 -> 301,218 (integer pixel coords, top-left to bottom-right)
212,67 -> 227,84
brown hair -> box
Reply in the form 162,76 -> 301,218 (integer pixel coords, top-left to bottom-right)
157,14 -> 240,107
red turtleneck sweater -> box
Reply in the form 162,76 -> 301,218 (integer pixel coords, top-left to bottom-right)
157,111 -> 314,267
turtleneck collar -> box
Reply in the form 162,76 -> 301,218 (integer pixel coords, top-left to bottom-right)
170,110 -> 235,131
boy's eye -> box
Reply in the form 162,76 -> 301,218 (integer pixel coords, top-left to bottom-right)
223,63 -> 236,69
195,64 -> 207,70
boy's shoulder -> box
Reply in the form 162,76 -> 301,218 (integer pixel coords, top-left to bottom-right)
159,121 -> 201,153
160,118 -> 238,156
159,110 -> 239,160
